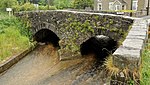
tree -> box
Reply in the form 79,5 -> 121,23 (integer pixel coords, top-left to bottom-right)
38,0 -> 46,5
53,0 -> 73,9
47,0 -> 54,6
0,0 -> 18,11
17,0 -> 29,4
73,0 -> 93,9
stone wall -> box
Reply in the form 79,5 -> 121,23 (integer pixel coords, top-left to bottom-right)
111,19 -> 148,84
15,10 -> 133,59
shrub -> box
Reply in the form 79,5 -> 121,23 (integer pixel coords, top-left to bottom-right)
38,0 -> 46,6
12,4 -> 21,12
39,5 -> 57,10
73,0 -> 94,9
53,0 -> 73,9
39,5 -> 48,10
0,0 -> 18,11
48,6 -> 57,10
20,2 -> 36,11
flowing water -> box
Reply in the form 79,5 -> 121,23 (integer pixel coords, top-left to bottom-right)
0,44 -> 110,85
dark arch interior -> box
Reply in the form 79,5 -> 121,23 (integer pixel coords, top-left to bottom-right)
33,29 -> 60,48
80,35 -> 118,62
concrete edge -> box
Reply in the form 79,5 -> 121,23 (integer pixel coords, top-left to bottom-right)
0,46 -> 36,74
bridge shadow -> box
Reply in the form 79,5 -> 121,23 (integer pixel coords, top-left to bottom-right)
80,35 -> 118,65
33,29 -> 60,48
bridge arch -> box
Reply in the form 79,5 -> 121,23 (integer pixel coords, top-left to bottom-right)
80,35 -> 118,61
33,29 -> 60,48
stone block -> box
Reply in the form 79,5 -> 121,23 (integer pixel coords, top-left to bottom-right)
113,46 -> 141,70
126,35 -> 147,40
128,30 -> 147,37
130,26 -> 148,31
122,39 -> 144,50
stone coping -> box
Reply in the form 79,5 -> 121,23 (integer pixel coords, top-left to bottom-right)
18,10 -> 138,20
0,46 -> 36,74
113,19 -> 149,71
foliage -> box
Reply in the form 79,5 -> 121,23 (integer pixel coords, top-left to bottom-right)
53,0 -> 73,9
59,16 -> 95,51
38,0 -> 46,6
12,4 -> 21,12
141,40 -> 150,85
39,5 -> 57,10
42,0 -> 54,6
0,27 -> 30,62
18,0 -> 30,5
13,3 -> 37,12
20,2 -> 36,11
39,5 -> 48,10
73,0 -> 94,9
0,0 -> 18,11
0,12 -> 30,62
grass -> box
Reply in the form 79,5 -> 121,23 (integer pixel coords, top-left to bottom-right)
0,12 -> 30,63
104,39 -> 150,84
141,39 -> 150,85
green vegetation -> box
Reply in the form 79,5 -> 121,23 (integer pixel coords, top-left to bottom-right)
20,2 -> 36,11
39,5 -> 57,10
0,0 -> 18,11
0,0 -> 37,12
53,0 -> 73,9
39,0 -> 94,9
141,40 -> 150,85
0,0 -> 94,12
0,12 -> 30,63
73,0 -> 94,9
61,18 -> 94,52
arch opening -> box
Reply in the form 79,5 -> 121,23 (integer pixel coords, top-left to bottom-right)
33,29 -> 60,48
80,35 -> 118,62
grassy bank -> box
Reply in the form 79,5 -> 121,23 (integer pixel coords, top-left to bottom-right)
141,39 -> 150,85
0,12 -> 31,63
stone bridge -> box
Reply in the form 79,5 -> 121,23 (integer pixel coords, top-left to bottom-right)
16,10 -> 133,59
15,10 -> 149,83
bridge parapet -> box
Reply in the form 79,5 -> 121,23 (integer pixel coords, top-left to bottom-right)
111,19 -> 148,84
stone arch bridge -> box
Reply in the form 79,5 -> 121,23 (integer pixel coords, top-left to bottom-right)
13,10 -> 149,84
15,10 -> 134,60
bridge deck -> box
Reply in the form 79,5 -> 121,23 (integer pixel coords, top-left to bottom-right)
0,45 -> 109,85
